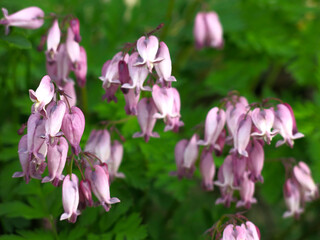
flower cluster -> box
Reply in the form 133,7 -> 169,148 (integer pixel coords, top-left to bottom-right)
0,6 -> 87,107
206,213 -> 260,240
44,16 -> 87,105
283,161 -> 319,219
193,11 -> 224,49
174,93 -> 305,210
221,221 -> 260,240
13,75 -> 120,223
100,31 -> 183,141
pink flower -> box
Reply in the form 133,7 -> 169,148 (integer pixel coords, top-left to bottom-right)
273,104 -> 304,148
69,18 -> 81,42
60,80 -> 77,107
60,174 -> 80,223
0,7 -> 44,35
124,89 -> 140,115
133,98 -> 160,142
85,165 -> 120,211
293,161 -> 319,201
101,60 -> 118,103
79,179 -> 93,207
85,129 -> 111,163
29,75 -> 54,116
174,139 -> 192,179
226,102 -> 247,143
247,139 -> 264,183
215,155 -> 236,189
251,108 -> 278,144
197,107 -> 226,149
66,27 -> 80,64
100,52 -> 128,88
74,46 -> 87,87
46,19 -> 60,61
283,178 -> 303,218
135,35 -> 163,72
122,52 -> 150,92
55,44 -> 72,84
61,106 -> 85,155
152,85 -> 175,120
199,149 -> 215,191
174,135 -> 199,179
193,12 -> 223,49
236,171 -> 257,209
26,113 -> 47,161
154,41 -> 176,83
42,137 -> 68,186
45,100 -> 67,143
163,87 -> 184,132
107,140 -> 125,181
12,135 -> 30,183
233,114 -> 252,157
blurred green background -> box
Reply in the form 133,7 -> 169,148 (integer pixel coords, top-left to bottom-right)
0,0 -> 320,239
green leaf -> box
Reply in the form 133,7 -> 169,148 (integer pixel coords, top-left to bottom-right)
112,213 -> 148,240
0,201 -> 47,219
0,32 -> 32,49
0,235 -> 24,240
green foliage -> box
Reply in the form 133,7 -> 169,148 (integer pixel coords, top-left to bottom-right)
1,0 -> 320,240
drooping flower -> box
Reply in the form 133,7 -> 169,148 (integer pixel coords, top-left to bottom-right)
107,140 -> 125,181
283,178 -> 303,218
164,87 -> 184,132
69,18 -> 81,42
251,108 -> 278,144
124,89 -> 140,115
199,149 -> 215,191
46,19 -> 60,61
121,52 -> 150,92
293,161 -> 319,201
100,52 -> 128,88
247,139 -> 264,182
74,46 -> 87,87
197,107 -> 226,149
79,179 -> 93,208
85,129 -> 111,163
60,174 -> 80,223
135,35 -> 163,72
193,12 -> 223,49
42,136 -> 68,186
152,85 -> 175,120
61,106 -> 85,155
154,41 -> 176,83
233,113 -> 252,157
85,165 -> 120,212
273,104 -> 304,148
45,100 -> 67,143
174,135 -> 199,179
66,27 -> 80,64
60,80 -> 77,107
29,75 -> 54,116
236,171 -> 257,209
12,135 -> 30,183
133,98 -> 159,142
0,7 -> 44,35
